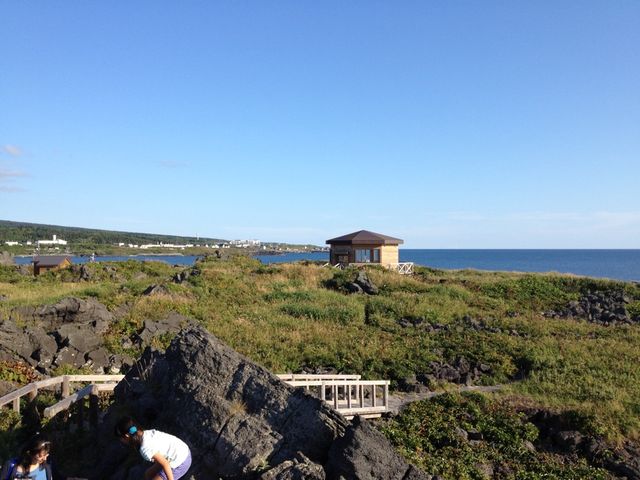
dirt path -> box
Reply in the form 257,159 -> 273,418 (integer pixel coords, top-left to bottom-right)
387,385 -> 503,414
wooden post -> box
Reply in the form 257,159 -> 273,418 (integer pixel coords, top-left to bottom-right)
320,383 -> 326,403
28,388 -> 38,402
76,398 -> 84,430
89,386 -> 99,429
372,385 -> 377,407
333,385 -> 338,409
383,383 -> 389,409
12,397 -> 20,414
347,383 -> 352,409
62,376 -> 70,398
359,384 -> 364,408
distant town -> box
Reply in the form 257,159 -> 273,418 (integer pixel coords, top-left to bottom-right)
0,220 -> 327,257
3,234 -> 327,252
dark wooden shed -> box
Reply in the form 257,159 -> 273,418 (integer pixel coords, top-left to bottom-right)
326,230 -> 403,266
33,255 -> 72,276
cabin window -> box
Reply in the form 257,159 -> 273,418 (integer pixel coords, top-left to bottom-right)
355,248 -> 380,263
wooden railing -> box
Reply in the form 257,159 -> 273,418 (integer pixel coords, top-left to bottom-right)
329,262 -> 414,275
0,375 -> 124,423
1,373 -> 389,424
388,262 -> 414,275
278,374 -> 390,419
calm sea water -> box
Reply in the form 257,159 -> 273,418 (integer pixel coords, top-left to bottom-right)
13,250 -> 640,282
256,250 -> 640,282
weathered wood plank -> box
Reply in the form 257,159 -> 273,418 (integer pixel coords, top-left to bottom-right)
0,385 -> 38,407
277,374 -> 360,381
64,375 -> 125,382
43,383 -> 118,418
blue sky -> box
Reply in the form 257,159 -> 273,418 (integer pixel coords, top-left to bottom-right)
1,1 -> 639,248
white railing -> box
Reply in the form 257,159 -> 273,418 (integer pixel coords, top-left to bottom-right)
277,373 -> 361,382
329,262 -> 414,275
389,262 -> 414,275
0,375 -> 124,420
279,374 -> 390,419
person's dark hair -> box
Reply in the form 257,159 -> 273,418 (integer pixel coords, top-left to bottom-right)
20,433 -> 51,469
114,416 -> 140,438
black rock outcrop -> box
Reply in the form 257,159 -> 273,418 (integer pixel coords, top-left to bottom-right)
96,326 -> 429,480
544,290 -> 639,325
526,408 -> 640,479
0,298 -> 187,375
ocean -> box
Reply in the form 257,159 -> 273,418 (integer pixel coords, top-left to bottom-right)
12,250 -> 640,282
256,249 -> 640,282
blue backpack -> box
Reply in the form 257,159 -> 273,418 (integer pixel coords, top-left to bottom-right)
2,458 -> 18,480
2,457 -> 52,480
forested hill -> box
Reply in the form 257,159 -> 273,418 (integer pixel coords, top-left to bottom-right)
0,220 -> 225,245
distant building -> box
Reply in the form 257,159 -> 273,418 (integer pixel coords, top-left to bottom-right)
37,235 -> 68,247
326,230 -> 403,266
32,255 -> 72,276
230,239 -> 261,247
4,241 -> 20,246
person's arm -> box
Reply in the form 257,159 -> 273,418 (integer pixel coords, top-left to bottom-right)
151,453 -> 173,480
143,461 -> 163,480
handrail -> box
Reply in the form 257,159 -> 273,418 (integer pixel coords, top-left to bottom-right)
43,383 -> 118,418
328,262 -> 414,275
280,375 -> 390,419
276,373 -> 361,381
0,374 -> 124,414
285,380 -> 389,387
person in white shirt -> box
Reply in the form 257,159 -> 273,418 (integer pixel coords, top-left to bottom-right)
115,416 -> 192,480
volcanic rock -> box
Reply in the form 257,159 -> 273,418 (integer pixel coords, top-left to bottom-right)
95,325 -> 427,479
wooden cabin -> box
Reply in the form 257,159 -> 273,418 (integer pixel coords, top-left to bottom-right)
33,255 -> 72,276
326,230 -> 404,267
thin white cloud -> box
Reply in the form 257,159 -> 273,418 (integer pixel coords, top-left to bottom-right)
404,210 -> 640,248
2,145 -> 23,157
156,160 -> 188,169
0,169 -> 27,179
0,168 -> 28,193
0,185 -> 26,192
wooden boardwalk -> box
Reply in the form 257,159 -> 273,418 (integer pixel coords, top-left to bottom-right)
0,374 -> 123,427
278,374 -> 390,419
1,373 -> 392,424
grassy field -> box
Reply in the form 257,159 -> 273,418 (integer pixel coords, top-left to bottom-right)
1,255 -> 639,475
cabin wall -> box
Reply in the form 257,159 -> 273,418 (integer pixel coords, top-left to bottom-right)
33,260 -> 72,276
380,245 -> 399,265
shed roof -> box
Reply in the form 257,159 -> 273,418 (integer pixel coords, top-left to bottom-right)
33,255 -> 72,267
326,230 -> 404,246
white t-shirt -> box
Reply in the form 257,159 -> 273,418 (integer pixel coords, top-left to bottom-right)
139,429 -> 190,468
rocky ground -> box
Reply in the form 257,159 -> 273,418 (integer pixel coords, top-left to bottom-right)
89,326 -> 431,480
544,290 -> 639,325
0,297 -> 190,376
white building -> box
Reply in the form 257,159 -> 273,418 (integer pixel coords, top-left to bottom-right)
37,235 -> 68,247
230,239 -> 261,248
5,241 -> 20,246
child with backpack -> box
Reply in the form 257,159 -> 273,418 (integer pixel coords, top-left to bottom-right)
114,416 -> 191,480
0,434 -> 53,480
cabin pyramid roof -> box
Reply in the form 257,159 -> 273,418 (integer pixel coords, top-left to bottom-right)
326,230 -> 403,246
32,255 -> 72,267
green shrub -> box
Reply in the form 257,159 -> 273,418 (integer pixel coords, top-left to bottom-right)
280,302 -> 360,325
628,301 -> 640,319
381,393 -> 608,480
